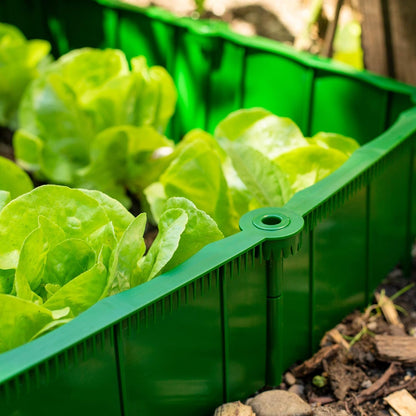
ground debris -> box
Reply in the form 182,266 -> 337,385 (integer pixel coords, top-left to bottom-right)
324,358 -> 366,400
374,335 -> 416,365
384,389 -> 416,416
292,345 -> 340,378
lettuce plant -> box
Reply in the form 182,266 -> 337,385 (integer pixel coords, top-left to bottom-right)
0,155 -> 33,210
0,185 -> 222,353
216,108 -> 359,197
0,23 -> 51,129
13,48 -> 177,203
144,108 -> 359,235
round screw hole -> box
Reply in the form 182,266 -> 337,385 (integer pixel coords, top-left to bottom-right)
261,215 -> 282,226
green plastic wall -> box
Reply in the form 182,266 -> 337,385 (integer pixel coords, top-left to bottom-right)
1,1 -> 416,415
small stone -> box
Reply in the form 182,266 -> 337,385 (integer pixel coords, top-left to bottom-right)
361,379 -> 372,389
285,372 -> 297,386
365,352 -> 375,362
404,374 -> 411,381
249,390 -> 312,416
246,398 -> 254,406
288,384 -> 305,397
214,401 -> 255,416
313,407 -> 349,416
367,321 -> 378,331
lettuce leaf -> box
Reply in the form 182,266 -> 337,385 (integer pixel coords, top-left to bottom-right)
215,108 -> 309,159
274,145 -> 348,194
0,155 -> 33,200
0,294 -> 53,353
107,213 -> 147,296
0,23 -> 51,129
308,132 -> 360,157
131,197 -> 223,286
145,138 -> 239,236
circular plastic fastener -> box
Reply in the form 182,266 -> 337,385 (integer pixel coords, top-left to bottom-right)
252,213 -> 291,231
239,207 -> 304,239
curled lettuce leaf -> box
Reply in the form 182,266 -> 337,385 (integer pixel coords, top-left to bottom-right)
215,107 -> 309,159
145,137 -> 239,236
0,155 -> 33,200
74,125 -> 174,207
308,132 -> 360,157
274,145 -> 348,194
0,294 -> 54,353
132,197 -> 223,286
0,23 -> 52,129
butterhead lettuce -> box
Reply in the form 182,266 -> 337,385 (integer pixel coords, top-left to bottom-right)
14,48 -> 177,205
0,185 -> 223,353
0,23 -> 51,129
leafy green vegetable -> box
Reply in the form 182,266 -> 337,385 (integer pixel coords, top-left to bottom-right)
0,155 -> 33,200
274,145 -> 348,194
43,262 -> 108,317
308,132 -> 360,157
0,295 -> 55,353
0,184 -> 223,353
14,48 -> 177,202
215,107 -> 309,159
0,23 -> 51,129
74,125 -> 174,206
145,137 -> 239,236
142,108 -> 359,227
106,213 -> 147,296
132,197 -> 223,286
222,141 -> 292,208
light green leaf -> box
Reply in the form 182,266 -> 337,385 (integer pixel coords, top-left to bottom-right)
0,185 -> 111,269
308,132 -> 360,157
0,190 -> 10,211
44,283 -> 61,299
131,209 -> 188,287
78,188 -> 134,240
161,198 -> 224,271
13,130 -> 44,174
158,139 -> 238,236
214,107 -> 272,141
51,306 -> 71,319
43,262 -> 108,317
0,23 -> 51,128
15,216 -> 66,302
216,109 -> 309,159
0,268 -> 14,294
224,141 -> 293,208
130,57 -> 177,132
53,48 -> 129,100
107,213 -> 147,296
0,155 -> 33,199
43,239 -> 96,287
0,294 -> 53,353
30,318 -> 72,341
144,182 -> 168,224
274,145 -> 348,193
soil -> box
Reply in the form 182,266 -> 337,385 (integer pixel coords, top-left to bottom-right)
263,254 -> 416,415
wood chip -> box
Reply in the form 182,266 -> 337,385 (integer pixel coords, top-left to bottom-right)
375,292 -> 406,334
375,335 -> 416,365
385,389 -> 416,416
292,344 -> 340,377
326,328 -> 350,350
